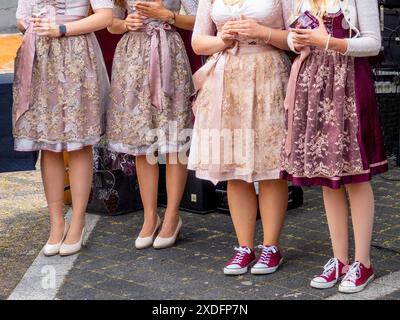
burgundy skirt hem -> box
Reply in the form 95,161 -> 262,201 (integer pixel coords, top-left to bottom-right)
280,161 -> 389,189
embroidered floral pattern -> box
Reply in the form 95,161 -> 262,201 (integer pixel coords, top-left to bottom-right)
106,31 -> 195,156
190,50 -> 290,182
281,48 -> 364,178
13,34 -> 108,152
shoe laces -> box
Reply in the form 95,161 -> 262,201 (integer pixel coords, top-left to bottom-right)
257,245 -> 277,264
321,258 -> 339,279
231,247 -> 252,265
343,262 -> 361,283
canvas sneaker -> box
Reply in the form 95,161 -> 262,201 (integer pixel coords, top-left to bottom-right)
338,261 -> 374,294
223,246 -> 255,276
251,245 -> 283,275
310,258 -> 349,289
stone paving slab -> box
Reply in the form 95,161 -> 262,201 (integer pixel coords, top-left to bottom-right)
0,168 -> 50,299
54,168 -> 400,300
2,167 -> 400,300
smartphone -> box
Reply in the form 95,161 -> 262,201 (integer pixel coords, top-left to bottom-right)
289,11 -> 320,30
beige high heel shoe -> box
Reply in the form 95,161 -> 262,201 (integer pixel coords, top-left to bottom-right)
135,215 -> 162,250
43,219 -> 69,257
59,226 -> 86,257
153,217 -> 182,249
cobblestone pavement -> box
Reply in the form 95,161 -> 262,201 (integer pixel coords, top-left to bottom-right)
0,168 -> 48,299
55,168 -> 400,300
2,167 -> 399,300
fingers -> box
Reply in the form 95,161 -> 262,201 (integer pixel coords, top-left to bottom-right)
125,13 -> 145,30
135,2 -> 154,10
220,30 -> 236,41
33,22 -> 51,33
290,28 -> 312,34
127,13 -> 146,20
125,21 -> 143,31
224,20 -> 251,29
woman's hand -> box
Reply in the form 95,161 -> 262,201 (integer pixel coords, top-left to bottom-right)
223,15 -> 270,40
32,18 -> 60,37
220,23 -> 237,47
134,0 -> 174,22
124,12 -> 146,31
291,18 -> 329,50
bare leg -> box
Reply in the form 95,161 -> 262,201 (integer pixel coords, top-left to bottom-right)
136,155 -> 159,237
158,153 -> 188,237
63,146 -> 93,244
258,180 -> 288,246
227,180 -> 258,249
345,182 -> 374,267
322,186 -> 350,264
41,150 -> 66,244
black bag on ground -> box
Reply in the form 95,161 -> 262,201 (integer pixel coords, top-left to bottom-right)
86,143 -> 143,216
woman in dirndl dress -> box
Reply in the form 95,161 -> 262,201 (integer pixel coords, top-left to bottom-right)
107,0 -> 198,250
282,0 -> 388,293
13,0 -> 113,256
189,0 -> 293,276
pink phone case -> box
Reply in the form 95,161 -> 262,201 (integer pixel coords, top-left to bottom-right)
290,11 -> 320,30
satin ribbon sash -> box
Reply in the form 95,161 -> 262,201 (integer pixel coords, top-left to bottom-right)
15,21 -> 36,122
191,41 -> 275,179
143,23 -> 175,110
283,47 -> 311,156
192,42 -> 274,129
15,15 -> 86,123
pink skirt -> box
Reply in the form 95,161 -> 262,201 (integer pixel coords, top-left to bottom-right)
13,33 -> 109,152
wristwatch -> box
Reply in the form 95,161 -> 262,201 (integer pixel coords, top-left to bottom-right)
59,24 -> 67,37
167,11 -> 176,25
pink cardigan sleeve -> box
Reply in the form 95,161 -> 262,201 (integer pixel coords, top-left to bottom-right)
16,0 -> 33,21
281,0 -> 294,29
192,0 -> 216,39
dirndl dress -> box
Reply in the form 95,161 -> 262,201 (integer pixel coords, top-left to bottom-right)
13,0 -> 112,152
281,11 -> 388,189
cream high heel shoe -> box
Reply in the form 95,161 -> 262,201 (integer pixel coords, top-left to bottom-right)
153,217 -> 182,249
43,219 -> 69,257
135,215 -> 162,250
59,226 -> 86,257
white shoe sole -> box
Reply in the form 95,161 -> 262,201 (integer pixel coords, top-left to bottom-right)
338,274 -> 375,294
251,259 -> 283,275
223,266 -> 249,276
310,279 -> 338,289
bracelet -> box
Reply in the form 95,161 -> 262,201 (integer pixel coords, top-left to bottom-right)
264,27 -> 272,44
325,34 -> 332,52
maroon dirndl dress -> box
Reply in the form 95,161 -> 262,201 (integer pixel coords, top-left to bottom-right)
281,11 -> 388,189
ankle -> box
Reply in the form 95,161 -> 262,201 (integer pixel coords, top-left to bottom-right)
143,213 -> 159,224
334,255 -> 349,265
69,216 -> 85,229
163,210 -> 180,221
355,258 -> 371,269
263,242 -> 279,248
50,217 -> 65,227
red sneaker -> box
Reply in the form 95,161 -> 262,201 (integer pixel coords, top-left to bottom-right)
339,261 -> 374,293
251,245 -> 283,275
223,247 -> 255,276
310,258 -> 349,289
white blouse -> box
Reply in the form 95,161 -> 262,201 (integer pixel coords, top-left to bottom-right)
16,0 -> 114,20
193,0 -> 293,38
